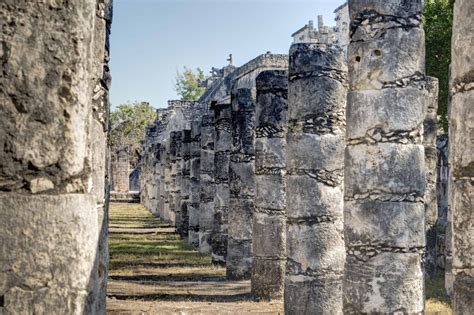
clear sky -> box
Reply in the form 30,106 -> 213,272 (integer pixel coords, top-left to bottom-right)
109,0 -> 343,109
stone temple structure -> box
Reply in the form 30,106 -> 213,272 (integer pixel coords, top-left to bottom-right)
1,0 -> 473,313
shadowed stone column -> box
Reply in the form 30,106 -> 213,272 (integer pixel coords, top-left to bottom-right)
159,144 -> 169,221
285,43 -> 347,314
227,88 -> 256,280
424,77 -> 439,278
449,0 -> 474,312
0,0 -> 110,312
343,1 -> 427,312
174,131 -> 184,231
179,129 -> 191,237
199,112 -> 215,254
212,103 -> 232,265
188,121 -> 201,246
90,0 -> 113,311
251,70 -> 288,300
113,147 -> 130,192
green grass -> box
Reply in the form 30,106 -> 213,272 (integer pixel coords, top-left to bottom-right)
109,203 -> 211,273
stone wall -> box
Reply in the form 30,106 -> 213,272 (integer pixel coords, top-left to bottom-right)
112,147 -> 130,192
0,0 -> 112,313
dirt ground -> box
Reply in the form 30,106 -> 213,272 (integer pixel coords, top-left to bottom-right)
107,203 -> 283,315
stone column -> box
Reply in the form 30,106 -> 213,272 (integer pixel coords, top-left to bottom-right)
90,0 -> 113,311
159,144 -> 169,221
179,129 -> 192,237
212,103 -> 232,265
344,1 -> 427,312
227,88 -> 256,280
424,77 -> 439,278
199,112 -> 215,254
285,43 -> 347,314
251,70 -> 288,300
0,0 -> 110,313
188,121 -> 201,246
449,0 -> 474,312
174,131 -> 184,231
113,147 -> 130,192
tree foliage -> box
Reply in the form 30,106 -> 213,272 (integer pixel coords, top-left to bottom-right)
174,67 -> 207,101
110,101 -> 157,167
423,0 -> 454,131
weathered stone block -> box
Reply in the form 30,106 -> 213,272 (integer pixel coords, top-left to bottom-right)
451,0 -> 474,82
346,88 -> 426,140
285,274 -> 343,315
255,138 -> 285,170
348,28 -> 425,90
251,257 -> 285,299
229,162 -> 255,197
286,176 -> 343,218
289,43 -> 347,77
0,193 -> 98,313
252,212 -> 285,258
226,238 -> 253,280
289,77 -> 347,122
287,133 -> 345,171
214,183 -> 230,209
450,178 -> 474,269
215,152 -> 230,181
344,143 -> 425,197
449,90 -> 474,178
348,0 -> 422,19
255,175 -> 286,210
344,200 -> 425,248
286,220 -> 345,274
228,198 -> 253,240
343,253 -> 424,314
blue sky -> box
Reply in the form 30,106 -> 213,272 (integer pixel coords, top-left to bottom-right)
109,0 -> 342,109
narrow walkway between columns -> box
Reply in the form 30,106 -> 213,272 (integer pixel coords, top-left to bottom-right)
106,203 -> 283,314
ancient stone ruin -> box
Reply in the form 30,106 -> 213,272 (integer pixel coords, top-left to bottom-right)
1,0 -> 472,314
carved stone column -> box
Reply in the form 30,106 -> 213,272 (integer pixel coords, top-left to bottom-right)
212,103 -> 232,264
344,1 -> 427,312
188,121 -> 201,246
251,70 -> 288,300
199,112 -> 215,254
285,43 -> 347,314
449,0 -> 474,312
227,88 -> 256,280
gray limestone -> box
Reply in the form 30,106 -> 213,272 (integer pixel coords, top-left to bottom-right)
0,1 -> 111,312
188,121 -> 201,246
199,113 -> 215,255
449,0 -> 474,312
227,88 -> 256,280
424,78 -> 439,278
285,43 -> 347,314
212,103 -> 232,264
113,147 -> 130,193
343,1 -> 427,313
251,70 -> 288,300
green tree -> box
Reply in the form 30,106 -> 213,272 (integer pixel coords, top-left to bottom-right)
424,0 -> 454,131
110,101 -> 157,167
174,67 -> 207,101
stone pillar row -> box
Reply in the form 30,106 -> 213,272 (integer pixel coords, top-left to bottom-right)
138,1 -> 469,313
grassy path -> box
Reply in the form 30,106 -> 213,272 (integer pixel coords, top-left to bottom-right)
107,203 -> 283,314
